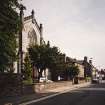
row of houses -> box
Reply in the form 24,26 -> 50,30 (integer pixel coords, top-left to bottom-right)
66,56 -> 98,80
45,56 -> 98,81
15,9 -> 98,82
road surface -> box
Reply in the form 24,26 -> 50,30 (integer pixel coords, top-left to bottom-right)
29,81 -> 105,105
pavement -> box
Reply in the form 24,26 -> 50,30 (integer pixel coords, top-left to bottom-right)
0,81 -> 91,105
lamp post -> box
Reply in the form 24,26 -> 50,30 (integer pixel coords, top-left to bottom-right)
89,58 -> 93,82
17,5 -> 25,94
18,5 -> 25,74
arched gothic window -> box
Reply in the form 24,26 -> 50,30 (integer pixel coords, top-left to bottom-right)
28,28 -> 37,45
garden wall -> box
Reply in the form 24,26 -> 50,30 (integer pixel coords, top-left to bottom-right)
0,73 -> 22,97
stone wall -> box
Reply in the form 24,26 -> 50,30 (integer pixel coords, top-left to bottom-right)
0,73 -> 22,97
33,81 -> 72,93
0,73 -> 86,97
23,80 -> 86,94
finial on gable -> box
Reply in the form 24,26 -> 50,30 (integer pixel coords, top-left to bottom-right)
31,9 -> 35,23
84,56 -> 88,62
40,23 -> 42,30
31,9 -> 35,16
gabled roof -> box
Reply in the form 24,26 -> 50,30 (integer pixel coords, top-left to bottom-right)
76,60 -> 84,65
24,14 -> 41,34
24,15 -> 32,21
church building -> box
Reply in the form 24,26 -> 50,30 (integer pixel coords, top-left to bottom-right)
15,10 -> 44,73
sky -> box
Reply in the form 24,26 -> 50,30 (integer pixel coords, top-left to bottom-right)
22,0 -> 105,69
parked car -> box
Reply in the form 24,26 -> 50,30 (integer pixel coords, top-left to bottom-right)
92,78 -> 99,84
39,77 -> 53,83
39,77 -> 46,82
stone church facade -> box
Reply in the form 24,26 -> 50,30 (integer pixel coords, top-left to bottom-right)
23,10 -> 43,53
14,10 -> 43,73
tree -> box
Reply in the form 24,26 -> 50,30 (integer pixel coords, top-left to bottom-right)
23,53 -> 32,80
67,64 -> 79,84
50,53 -> 67,81
28,42 -> 61,81
0,0 -> 21,72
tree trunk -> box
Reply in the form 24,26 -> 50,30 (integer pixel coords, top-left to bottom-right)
38,69 -> 43,82
73,76 -> 78,84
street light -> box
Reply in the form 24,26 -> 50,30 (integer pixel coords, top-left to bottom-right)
89,58 -> 93,83
18,5 -> 25,74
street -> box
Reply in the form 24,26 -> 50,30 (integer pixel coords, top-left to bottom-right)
29,82 -> 105,105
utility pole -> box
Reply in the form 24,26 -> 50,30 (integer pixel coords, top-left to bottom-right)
18,5 -> 24,74
89,58 -> 93,83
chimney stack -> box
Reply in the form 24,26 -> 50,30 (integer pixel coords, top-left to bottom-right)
84,56 -> 87,62
89,60 -> 92,64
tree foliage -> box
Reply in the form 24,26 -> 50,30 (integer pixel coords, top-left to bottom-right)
28,41 -> 80,81
23,53 -> 32,80
0,0 -> 21,72
67,64 -> 79,78
28,42 -> 63,79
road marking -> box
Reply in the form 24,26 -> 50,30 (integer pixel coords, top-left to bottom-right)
19,91 -> 68,105
19,87 -> 76,105
19,83 -> 91,105
82,88 -> 105,91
